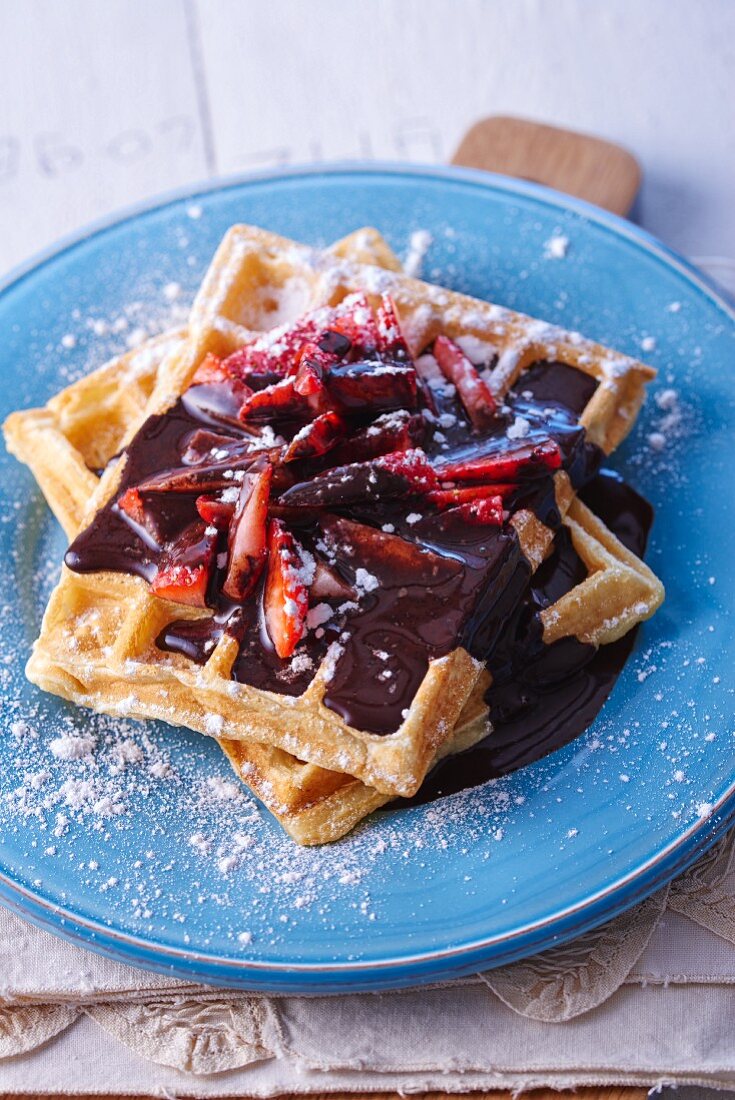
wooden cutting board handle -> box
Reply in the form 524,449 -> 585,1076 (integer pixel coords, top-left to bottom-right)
452,115 -> 641,215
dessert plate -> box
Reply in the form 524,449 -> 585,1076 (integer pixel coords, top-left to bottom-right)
0,164 -> 733,992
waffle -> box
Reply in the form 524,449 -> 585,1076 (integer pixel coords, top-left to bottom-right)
13,225 -> 659,800
5,238 -> 663,843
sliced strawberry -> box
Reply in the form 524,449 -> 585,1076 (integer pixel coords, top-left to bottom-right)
320,515 -> 462,586
328,292 -> 379,349
151,521 -> 217,607
280,448 -> 439,508
443,496 -> 505,526
293,354 -> 328,395
222,466 -> 272,601
238,376 -> 302,422
327,410 -> 425,465
136,454 -> 258,495
195,494 -> 236,529
433,335 -> 497,429
289,340 -> 340,381
263,519 -> 310,659
428,483 -> 517,508
190,353 -> 228,387
437,439 -> 562,482
310,556 -> 355,600
325,360 -> 418,414
116,487 -> 162,543
375,294 -> 408,356
283,411 -> 346,462
223,294 -> 376,379
181,429 -> 251,466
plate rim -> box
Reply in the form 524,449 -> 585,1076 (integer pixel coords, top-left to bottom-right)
1,160 -> 734,990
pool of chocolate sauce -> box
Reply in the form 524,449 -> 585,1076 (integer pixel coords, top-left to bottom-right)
65,351 -> 649,764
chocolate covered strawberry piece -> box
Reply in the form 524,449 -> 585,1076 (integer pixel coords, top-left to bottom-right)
283,411 -> 346,462
222,466 -> 272,600
310,556 -> 356,600
437,439 -> 562,482
151,521 -> 217,607
116,487 -> 164,544
263,519 -> 311,659
328,291 -> 380,349
135,452 -> 261,495
427,482 -> 517,508
442,496 -> 505,526
280,448 -> 439,508
325,360 -> 418,414
327,410 -> 425,465
433,335 -> 497,429
375,294 -> 408,356
181,430 -> 251,466
195,494 -> 236,529
320,515 -> 462,586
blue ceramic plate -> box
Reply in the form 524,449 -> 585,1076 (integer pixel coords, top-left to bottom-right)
1,165 -> 734,992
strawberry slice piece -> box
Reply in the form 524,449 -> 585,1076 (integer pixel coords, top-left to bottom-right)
238,376 -> 303,422
327,410 -> 425,465
116,487 -> 163,544
283,411 -> 346,462
135,452 -> 260,495
375,294 -> 408,356
428,483 -> 517,508
433,335 -> 497,429
443,496 -> 505,526
181,430 -> 251,466
222,294 -> 377,379
320,515 -> 462,586
325,360 -> 418,414
310,556 -> 355,600
280,448 -> 439,508
195,494 -> 236,529
151,521 -> 217,607
190,353 -> 229,387
328,292 -> 380,349
437,439 -> 562,482
222,466 -> 272,601
264,519 -> 311,659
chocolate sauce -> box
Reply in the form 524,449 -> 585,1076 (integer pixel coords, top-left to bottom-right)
393,471 -> 653,806
65,355 -> 610,738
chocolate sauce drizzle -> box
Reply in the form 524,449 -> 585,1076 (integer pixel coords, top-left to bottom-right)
65,345 -> 648,777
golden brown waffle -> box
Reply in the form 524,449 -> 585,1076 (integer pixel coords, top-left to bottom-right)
14,225 -> 659,800
5,253 -> 663,842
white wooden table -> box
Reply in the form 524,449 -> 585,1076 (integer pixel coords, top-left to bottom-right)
0,0 -> 733,277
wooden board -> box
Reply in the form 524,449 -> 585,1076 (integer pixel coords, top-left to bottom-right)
452,115 -> 641,215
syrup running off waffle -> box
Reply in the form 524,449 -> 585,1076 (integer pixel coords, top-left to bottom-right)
7,226 -> 664,842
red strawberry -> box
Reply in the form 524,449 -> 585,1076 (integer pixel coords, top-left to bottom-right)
325,361 -> 418,414
327,411 -> 425,465
238,376 -> 303,422
283,411 -> 346,462
443,496 -> 505,526
190,353 -> 228,387
181,430 -> 252,466
151,521 -> 217,607
264,519 -> 310,659
428,483 -> 517,508
222,466 -> 272,601
437,439 -> 562,482
329,292 -> 380,349
136,453 -> 259,495
116,487 -> 162,543
280,448 -> 439,508
310,556 -> 355,600
320,515 -> 462,585
433,335 -> 497,429
195,494 -> 236,529
375,294 -> 408,355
